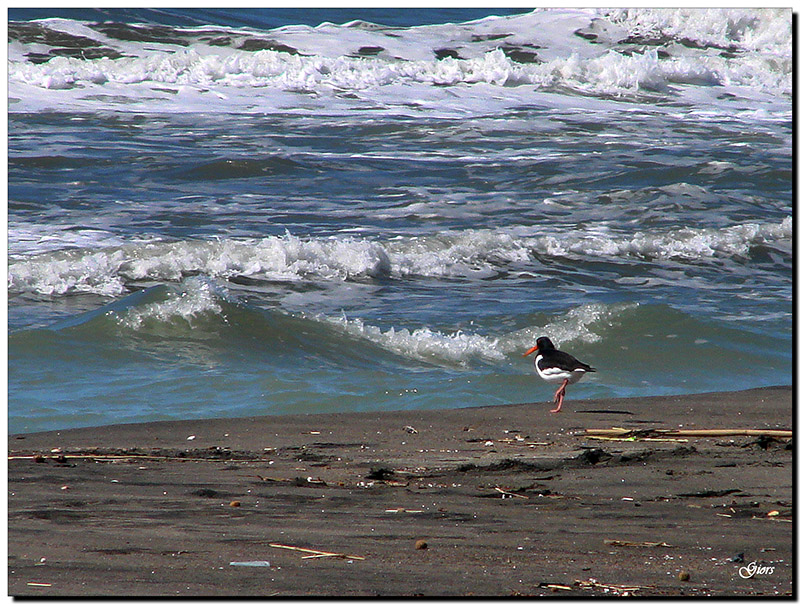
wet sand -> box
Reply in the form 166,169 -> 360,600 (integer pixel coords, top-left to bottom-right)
8,386 -> 793,597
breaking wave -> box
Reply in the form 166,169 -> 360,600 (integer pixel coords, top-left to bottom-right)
8,217 -> 792,297
13,275 -> 635,369
323,302 -> 635,366
8,8 -> 792,115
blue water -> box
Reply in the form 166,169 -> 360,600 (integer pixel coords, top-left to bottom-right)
8,8 -> 793,434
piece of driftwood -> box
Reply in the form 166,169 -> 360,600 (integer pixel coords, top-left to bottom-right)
268,543 -> 365,560
604,539 -> 671,548
539,583 -> 572,591
498,440 -> 552,447
494,487 -> 529,499
575,579 -> 650,594
584,428 -> 792,439
586,435 -> 689,443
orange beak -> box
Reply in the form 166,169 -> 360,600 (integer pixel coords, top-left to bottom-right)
522,345 -> 538,357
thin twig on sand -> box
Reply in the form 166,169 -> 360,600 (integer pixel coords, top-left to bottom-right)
583,428 -> 792,439
604,539 -> 672,547
268,543 -> 365,560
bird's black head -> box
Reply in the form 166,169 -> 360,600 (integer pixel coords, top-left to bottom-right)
522,336 -> 557,357
536,336 -> 555,350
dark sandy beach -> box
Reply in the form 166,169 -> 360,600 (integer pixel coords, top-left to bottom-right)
8,386 -> 792,597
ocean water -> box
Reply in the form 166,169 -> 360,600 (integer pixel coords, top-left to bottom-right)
8,8 -> 793,434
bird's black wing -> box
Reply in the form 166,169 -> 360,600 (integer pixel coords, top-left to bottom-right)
539,349 -> 596,372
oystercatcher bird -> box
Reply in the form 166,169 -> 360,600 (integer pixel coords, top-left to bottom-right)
523,337 -> 596,413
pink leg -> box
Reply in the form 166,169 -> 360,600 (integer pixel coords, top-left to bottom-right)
550,379 -> 569,413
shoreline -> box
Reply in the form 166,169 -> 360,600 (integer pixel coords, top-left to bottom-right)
9,386 -> 793,596
9,383 -> 794,440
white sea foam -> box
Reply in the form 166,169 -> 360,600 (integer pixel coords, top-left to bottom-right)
8,248 -> 129,296
501,303 -> 639,353
7,217 -> 792,297
111,235 -> 391,283
112,277 -> 224,330
605,9 -> 790,55
525,216 -> 793,261
321,301 -> 635,366
325,315 -> 505,365
8,9 -> 792,116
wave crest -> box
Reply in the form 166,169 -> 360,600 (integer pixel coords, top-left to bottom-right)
8,218 -> 791,297
527,216 -> 792,261
109,277 -> 225,330
8,9 -> 791,114
322,302 -> 636,367
10,42 -> 788,98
